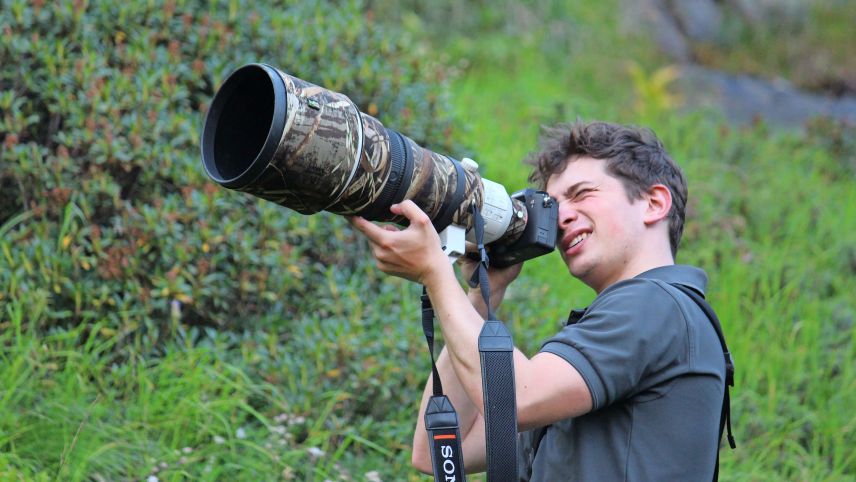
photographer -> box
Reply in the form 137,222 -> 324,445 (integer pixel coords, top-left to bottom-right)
349,120 -> 727,480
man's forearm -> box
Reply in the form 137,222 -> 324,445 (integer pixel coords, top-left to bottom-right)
467,286 -> 508,319
413,264 -> 513,473
423,264 -> 494,409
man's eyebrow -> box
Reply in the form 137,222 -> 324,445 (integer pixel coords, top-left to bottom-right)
563,181 -> 594,199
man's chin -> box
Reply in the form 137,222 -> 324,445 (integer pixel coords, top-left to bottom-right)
566,258 -> 598,285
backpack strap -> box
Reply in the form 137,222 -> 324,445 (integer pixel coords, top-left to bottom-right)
669,283 -> 736,482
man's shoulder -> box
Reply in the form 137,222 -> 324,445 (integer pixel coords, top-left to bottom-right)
542,267 -> 709,410
577,268 -> 708,346
588,264 -> 708,315
589,277 -> 678,315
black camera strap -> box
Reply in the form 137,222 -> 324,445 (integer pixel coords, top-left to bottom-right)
421,287 -> 467,482
420,204 -> 518,481
468,204 -> 518,481
669,283 -> 736,482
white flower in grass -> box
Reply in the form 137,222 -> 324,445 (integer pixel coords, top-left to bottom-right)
365,471 -> 382,482
147,476 -> 159,482
213,435 -> 226,444
236,427 -> 247,439
307,446 -> 325,459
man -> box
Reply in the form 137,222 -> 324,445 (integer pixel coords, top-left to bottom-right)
350,121 -> 725,480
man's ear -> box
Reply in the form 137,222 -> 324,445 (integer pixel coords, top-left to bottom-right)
643,184 -> 672,226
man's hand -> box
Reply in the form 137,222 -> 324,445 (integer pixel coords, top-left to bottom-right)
457,246 -> 523,317
349,199 -> 523,314
457,249 -> 523,291
348,200 -> 450,285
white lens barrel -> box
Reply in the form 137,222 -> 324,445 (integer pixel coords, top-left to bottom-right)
470,178 -> 513,244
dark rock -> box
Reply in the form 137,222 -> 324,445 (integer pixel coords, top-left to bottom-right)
668,0 -> 723,42
621,0 -> 693,62
726,0 -> 764,24
675,65 -> 856,128
620,0 -> 856,128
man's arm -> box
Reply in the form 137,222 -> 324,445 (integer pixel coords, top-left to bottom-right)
412,347 -> 487,474
421,262 -> 592,431
349,201 -> 593,466
412,249 -> 521,473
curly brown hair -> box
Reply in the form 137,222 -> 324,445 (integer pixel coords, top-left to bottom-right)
524,120 -> 688,257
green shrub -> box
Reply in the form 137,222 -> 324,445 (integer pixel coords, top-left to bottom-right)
0,0 -> 458,354
1,4 -> 460,476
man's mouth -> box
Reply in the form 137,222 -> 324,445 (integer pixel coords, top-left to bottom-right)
569,232 -> 589,249
562,230 -> 592,254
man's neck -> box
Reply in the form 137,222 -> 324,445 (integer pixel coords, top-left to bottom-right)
591,249 -> 675,294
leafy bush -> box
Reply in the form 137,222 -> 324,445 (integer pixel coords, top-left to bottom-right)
0,0 -> 458,354
1,3 -> 461,476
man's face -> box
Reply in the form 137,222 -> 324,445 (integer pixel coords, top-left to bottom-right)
546,156 -> 649,292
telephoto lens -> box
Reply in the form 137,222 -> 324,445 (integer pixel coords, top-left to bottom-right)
201,64 -> 540,256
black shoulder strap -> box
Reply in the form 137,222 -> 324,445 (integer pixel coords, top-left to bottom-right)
420,204 -> 518,482
469,203 -> 518,480
669,283 -> 736,482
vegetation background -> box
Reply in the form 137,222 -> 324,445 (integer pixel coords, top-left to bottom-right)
1,0 -> 853,480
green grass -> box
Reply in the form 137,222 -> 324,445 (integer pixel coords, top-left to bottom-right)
1,267 -> 428,481
2,0 -> 855,480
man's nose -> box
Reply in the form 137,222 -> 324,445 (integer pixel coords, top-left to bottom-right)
558,202 -> 577,229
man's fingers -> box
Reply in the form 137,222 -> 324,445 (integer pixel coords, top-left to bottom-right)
348,216 -> 390,245
390,200 -> 431,227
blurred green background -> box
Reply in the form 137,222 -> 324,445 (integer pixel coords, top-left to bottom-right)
1,0 -> 854,480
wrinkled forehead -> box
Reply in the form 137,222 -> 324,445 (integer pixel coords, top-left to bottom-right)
545,156 -> 611,197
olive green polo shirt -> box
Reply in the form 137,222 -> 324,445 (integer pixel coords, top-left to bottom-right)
518,265 -> 725,481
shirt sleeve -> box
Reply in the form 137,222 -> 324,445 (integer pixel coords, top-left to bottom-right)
540,278 -> 689,410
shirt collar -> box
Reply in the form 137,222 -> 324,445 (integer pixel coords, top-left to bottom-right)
633,264 -> 708,295
565,265 -> 708,325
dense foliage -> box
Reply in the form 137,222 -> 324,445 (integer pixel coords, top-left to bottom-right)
1,0 -> 456,350
1,1 -> 457,479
